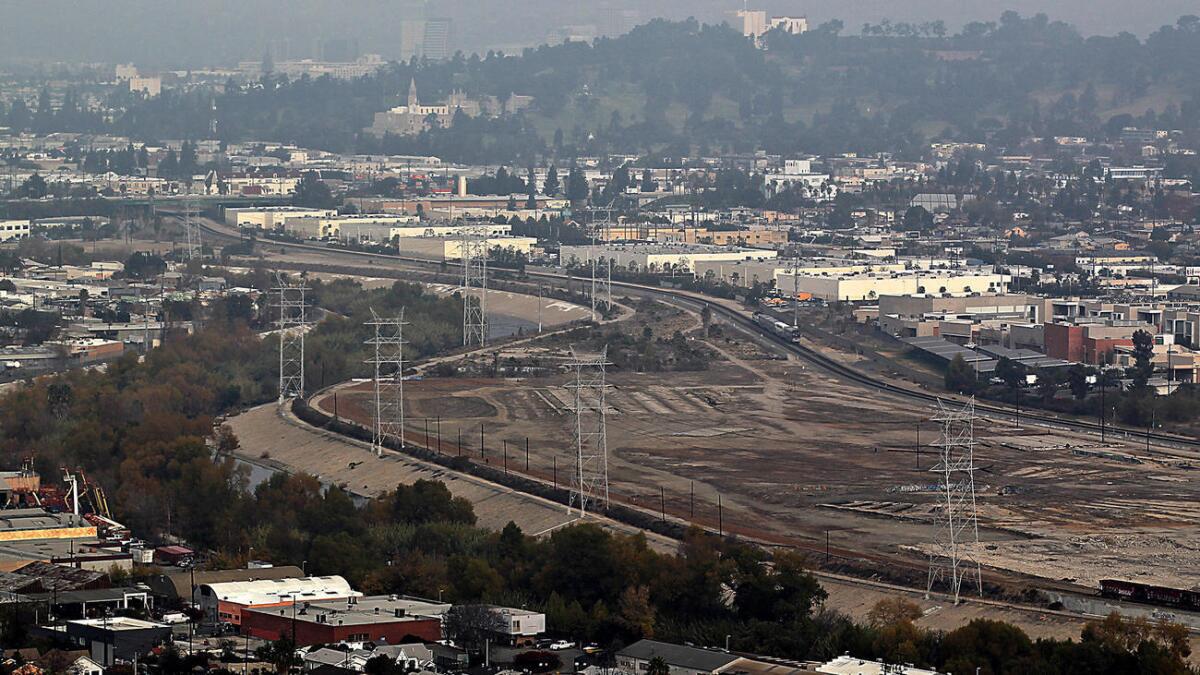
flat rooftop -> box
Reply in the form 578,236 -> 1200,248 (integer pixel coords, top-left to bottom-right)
70,617 -> 168,632
248,595 -> 450,627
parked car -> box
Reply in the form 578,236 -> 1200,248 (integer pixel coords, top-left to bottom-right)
548,640 -> 575,650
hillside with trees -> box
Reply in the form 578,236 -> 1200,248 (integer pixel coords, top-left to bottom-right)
3,13 -> 1199,164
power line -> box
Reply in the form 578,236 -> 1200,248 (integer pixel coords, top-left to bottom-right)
274,272 -> 308,403
459,222 -> 488,347
365,308 -> 408,456
926,397 -> 983,604
567,346 -> 611,518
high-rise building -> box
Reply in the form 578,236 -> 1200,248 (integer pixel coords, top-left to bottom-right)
422,18 -> 453,60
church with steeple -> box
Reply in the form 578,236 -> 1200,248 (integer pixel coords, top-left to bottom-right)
365,78 -> 481,137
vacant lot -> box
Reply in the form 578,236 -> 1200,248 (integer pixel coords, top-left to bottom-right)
314,303 -> 1200,595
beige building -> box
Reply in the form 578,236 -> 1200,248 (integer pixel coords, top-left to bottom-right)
560,243 -> 778,274
224,207 -> 338,230
399,235 -> 537,261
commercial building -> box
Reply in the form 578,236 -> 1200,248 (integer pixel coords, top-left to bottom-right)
479,605 -> 546,646
240,595 -> 447,646
282,214 -> 422,240
616,640 -> 818,675
696,259 -> 906,289
145,565 -> 305,606
63,617 -> 171,667
196,575 -> 359,627
224,207 -> 338,230
781,269 -> 1009,302
127,77 -> 162,97
737,10 -> 808,44
1043,321 -> 1152,365
0,509 -> 98,572
559,243 -> 778,274
816,654 -> 944,675
596,224 -> 787,248
0,219 -> 31,241
398,235 -> 538,261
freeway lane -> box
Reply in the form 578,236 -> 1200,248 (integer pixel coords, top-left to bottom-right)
192,214 -> 1200,453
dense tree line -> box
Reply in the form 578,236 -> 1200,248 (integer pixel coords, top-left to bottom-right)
6,14 -> 1200,164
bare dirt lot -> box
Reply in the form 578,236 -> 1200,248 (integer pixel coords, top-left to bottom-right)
313,300 -> 1200,596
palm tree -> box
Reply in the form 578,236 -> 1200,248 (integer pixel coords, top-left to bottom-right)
646,657 -> 670,675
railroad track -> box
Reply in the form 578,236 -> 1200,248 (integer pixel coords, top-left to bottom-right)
193,216 -> 1200,452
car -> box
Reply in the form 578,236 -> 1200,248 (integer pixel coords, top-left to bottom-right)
548,640 -> 575,650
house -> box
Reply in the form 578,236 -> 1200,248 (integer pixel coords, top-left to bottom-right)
66,655 -> 104,675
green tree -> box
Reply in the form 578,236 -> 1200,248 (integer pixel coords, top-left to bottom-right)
566,166 -> 589,206
945,353 -> 976,393
292,172 -> 336,209
543,165 -> 560,197
1131,329 -> 1155,388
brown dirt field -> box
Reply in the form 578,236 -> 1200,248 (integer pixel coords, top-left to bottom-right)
313,306 -> 1200,595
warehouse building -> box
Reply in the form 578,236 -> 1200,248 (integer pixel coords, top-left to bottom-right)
344,221 -> 512,245
399,235 -> 538,261
196,575 -> 359,627
695,258 -> 906,289
560,243 -> 777,274
224,207 -> 338,230
0,219 -> 31,242
240,595 -> 448,646
782,269 -> 1009,302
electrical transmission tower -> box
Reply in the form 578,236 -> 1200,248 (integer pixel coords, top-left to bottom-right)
274,273 -> 309,403
590,256 -> 612,322
926,397 -> 983,604
459,224 -> 488,346
183,196 -> 201,260
566,346 -> 611,518
365,308 -> 408,456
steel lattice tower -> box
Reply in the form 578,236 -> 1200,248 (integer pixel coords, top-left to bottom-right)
590,255 -> 612,321
926,397 -> 983,604
567,346 -> 612,518
183,196 -> 201,260
459,224 -> 488,346
365,308 -> 408,456
274,273 -> 308,403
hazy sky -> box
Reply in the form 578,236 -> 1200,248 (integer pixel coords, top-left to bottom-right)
0,1 -> 1194,67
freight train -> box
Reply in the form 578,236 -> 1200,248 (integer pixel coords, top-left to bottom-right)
752,312 -> 801,343
1099,579 -> 1200,612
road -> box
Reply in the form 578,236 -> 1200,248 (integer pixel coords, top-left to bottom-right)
191,212 -> 1199,452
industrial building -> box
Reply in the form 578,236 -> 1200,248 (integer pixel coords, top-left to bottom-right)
343,221 -> 511,245
195,575 -> 359,627
0,219 -> 31,241
240,595 -> 447,646
560,243 -> 778,274
281,214 -> 421,240
62,618 -> 171,667
781,268 -> 1009,302
696,258 -> 907,289
223,206 -> 338,230
399,235 -> 537,261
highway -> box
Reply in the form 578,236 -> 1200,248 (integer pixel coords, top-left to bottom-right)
189,213 -> 1200,453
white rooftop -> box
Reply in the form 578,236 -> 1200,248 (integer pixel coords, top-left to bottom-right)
200,575 -> 359,606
